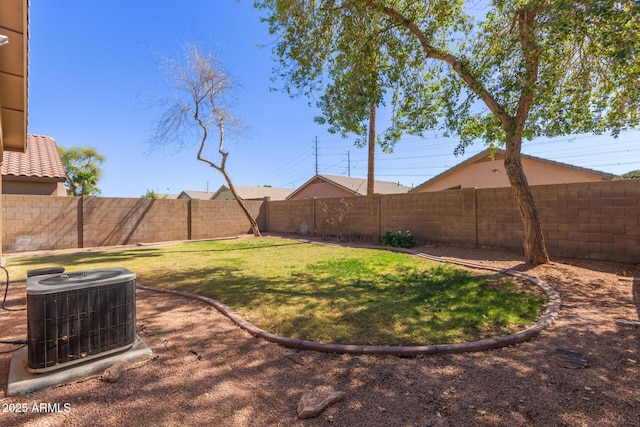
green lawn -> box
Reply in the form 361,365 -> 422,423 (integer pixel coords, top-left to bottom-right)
7,238 -> 545,345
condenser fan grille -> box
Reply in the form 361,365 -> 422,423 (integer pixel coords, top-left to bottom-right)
26,268 -> 137,372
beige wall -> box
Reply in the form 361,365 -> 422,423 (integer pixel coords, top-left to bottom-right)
3,180 -> 639,263
3,195 -> 79,252
2,196 -> 266,253
2,179 -> 66,196
211,189 -> 234,200
415,157 -> 611,192
288,180 -> 355,200
267,180 -> 640,264
190,199 -> 265,239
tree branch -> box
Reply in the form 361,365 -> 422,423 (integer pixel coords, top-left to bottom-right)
365,1 -> 512,128
514,6 -> 541,131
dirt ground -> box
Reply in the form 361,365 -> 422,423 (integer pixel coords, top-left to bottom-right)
1,243 -> 639,427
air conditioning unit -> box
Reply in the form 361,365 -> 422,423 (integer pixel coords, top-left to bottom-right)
26,268 -> 137,373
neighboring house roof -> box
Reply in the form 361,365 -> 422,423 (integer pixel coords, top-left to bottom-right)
211,185 -> 293,201
287,174 -> 411,199
1,134 -> 67,182
177,190 -> 214,200
411,148 -> 615,192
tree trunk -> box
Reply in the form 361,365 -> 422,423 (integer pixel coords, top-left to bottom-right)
503,137 -> 549,265
221,170 -> 262,237
367,102 -> 376,196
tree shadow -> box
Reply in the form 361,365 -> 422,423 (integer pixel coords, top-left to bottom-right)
2,241 -> 639,426
1,271 -> 638,426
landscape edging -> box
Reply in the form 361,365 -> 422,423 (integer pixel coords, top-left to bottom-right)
136,245 -> 561,356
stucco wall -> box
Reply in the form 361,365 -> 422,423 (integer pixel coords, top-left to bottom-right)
415,156 -> 611,191
288,181 -> 355,200
2,179 -> 64,196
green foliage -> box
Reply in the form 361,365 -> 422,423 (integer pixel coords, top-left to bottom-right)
381,230 -> 416,248
614,170 -> 640,180
57,146 -> 106,196
141,189 -> 167,199
256,0 -> 640,150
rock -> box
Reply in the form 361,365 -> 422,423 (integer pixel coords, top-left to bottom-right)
102,360 -> 129,383
297,391 -> 346,419
549,349 -> 589,369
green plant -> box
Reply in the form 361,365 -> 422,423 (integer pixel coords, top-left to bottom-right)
381,230 -> 416,248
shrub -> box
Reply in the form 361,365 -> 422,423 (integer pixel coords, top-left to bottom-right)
381,230 -> 416,248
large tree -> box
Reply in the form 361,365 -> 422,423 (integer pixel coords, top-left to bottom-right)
151,44 -> 261,236
257,0 -> 640,264
57,146 -> 105,196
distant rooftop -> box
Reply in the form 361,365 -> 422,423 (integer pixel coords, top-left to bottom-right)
177,190 -> 214,200
288,174 -> 411,199
212,185 -> 293,201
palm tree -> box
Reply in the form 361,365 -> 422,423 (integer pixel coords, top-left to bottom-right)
58,146 -> 105,196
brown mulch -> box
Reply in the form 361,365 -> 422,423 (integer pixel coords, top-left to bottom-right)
1,244 -> 639,427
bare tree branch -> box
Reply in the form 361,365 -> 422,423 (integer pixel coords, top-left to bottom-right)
151,43 -> 261,237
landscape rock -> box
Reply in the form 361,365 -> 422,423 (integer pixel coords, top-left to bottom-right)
549,349 -> 589,369
102,361 -> 130,383
297,391 -> 346,419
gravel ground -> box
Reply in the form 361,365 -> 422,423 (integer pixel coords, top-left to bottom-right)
1,243 -> 639,427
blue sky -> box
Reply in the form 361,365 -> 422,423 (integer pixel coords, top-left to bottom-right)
28,1 -> 640,198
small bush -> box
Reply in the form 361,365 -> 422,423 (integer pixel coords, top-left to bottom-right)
381,230 -> 416,248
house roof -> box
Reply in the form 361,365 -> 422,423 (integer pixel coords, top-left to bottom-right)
177,190 -> 214,200
288,174 -> 411,199
211,185 -> 293,201
410,148 -> 615,192
1,134 -> 67,181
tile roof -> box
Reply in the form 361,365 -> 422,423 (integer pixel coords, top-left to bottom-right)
2,134 -> 67,181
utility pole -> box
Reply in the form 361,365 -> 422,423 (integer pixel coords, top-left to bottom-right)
347,150 -> 351,177
314,136 -> 319,175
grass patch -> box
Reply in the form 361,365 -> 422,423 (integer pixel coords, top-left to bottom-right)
7,238 -> 546,345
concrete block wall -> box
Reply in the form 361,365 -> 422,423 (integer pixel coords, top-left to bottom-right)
267,199 -> 315,236
534,180 -> 640,263
266,180 -> 640,263
3,180 -> 639,263
190,199 -> 266,240
315,196 -> 381,240
82,197 -> 190,247
2,195 -> 79,252
475,187 -> 523,251
380,189 -> 477,247
2,195 -> 267,253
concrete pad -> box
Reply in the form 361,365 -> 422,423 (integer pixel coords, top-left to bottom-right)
6,336 -> 152,396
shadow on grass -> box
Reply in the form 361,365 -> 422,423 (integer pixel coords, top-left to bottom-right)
135,261 -> 544,346
6,241 -> 305,279
4,240 -> 545,345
